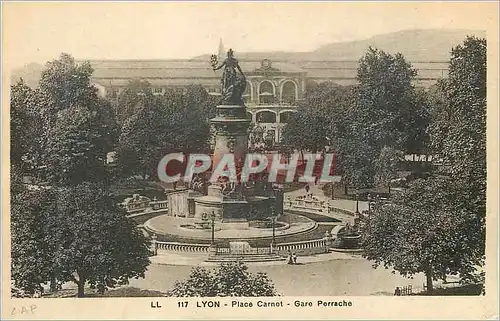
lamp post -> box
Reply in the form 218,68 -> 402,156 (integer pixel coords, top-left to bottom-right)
210,211 -> 216,245
151,233 -> 157,256
355,190 -> 360,214
271,207 -> 276,246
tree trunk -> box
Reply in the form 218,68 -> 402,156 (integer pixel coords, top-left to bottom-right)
425,269 -> 433,294
344,185 -> 348,195
77,278 -> 85,298
388,185 -> 391,194
50,276 -> 57,292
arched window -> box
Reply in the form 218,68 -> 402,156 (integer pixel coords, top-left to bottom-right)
279,111 -> 296,124
281,81 -> 297,104
259,81 -> 275,104
256,111 -> 277,123
246,111 -> 253,121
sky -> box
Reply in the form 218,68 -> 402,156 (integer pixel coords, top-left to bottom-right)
2,2 -> 498,69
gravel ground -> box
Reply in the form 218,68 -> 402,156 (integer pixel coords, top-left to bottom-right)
128,257 -> 425,296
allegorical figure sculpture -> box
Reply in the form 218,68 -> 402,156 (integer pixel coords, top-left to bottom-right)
211,49 -> 247,105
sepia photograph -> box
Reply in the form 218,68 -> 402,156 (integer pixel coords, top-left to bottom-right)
1,1 -> 498,320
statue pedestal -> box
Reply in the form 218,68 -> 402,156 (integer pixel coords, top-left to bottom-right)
211,105 -> 250,164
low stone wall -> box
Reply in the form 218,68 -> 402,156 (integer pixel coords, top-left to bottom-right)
128,209 -> 168,225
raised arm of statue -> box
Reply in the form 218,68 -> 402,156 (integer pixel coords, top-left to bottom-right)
213,60 -> 226,71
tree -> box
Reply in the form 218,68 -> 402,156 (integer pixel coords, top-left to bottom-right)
52,183 -> 150,297
115,100 -> 166,179
340,48 -> 424,190
115,84 -> 214,180
11,183 -> 57,295
171,85 -> 215,154
362,37 -> 487,293
280,83 -> 352,157
430,36 -> 486,213
10,79 -> 34,167
355,47 -> 418,151
171,261 -> 278,297
39,53 -> 96,112
362,177 -> 483,293
44,104 -> 115,185
11,182 -> 151,298
10,79 -> 45,176
37,54 -> 118,185
113,79 -> 154,124
374,146 -> 404,193
339,128 -> 378,191
429,36 -> 487,282
404,88 -> 431,156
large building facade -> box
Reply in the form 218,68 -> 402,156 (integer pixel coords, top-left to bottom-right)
88,56 -> 448,143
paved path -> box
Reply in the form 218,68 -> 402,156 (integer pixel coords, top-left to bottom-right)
129,255 -> 426,296
150,250 -> 362,267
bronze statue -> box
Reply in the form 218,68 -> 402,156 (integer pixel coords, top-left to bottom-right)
211,49 -> 247,105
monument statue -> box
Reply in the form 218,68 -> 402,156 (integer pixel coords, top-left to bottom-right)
211,49 -> 247,105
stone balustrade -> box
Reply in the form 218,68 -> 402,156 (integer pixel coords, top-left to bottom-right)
152,237 -> 329,256
214,246 -> 273,255
285,195 -> 354,218
150,200 -> 168,210
275,238 -> 329,255
155,241 -> 210,253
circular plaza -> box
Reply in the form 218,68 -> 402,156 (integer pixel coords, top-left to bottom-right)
144,211 -> 324,245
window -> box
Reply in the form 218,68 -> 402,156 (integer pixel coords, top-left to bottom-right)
279,111 -> 295,124
281,81 -> 297,104
256,111 -> 277,123
259,81 -> 275,105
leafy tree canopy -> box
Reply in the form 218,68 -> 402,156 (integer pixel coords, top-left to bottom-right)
171,261 -> 278,297
362,176 -> 484,292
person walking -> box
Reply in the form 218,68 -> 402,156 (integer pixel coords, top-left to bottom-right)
292,252 -> 297,264
394,287 -> 402,296
287,250 -> 294,264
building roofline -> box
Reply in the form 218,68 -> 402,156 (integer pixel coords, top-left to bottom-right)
78,58 -> 449,64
